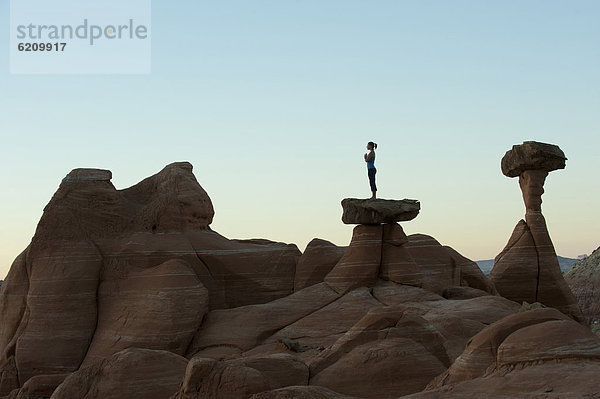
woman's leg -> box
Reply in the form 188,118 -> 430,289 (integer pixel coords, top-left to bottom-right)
368,168 -> 377,198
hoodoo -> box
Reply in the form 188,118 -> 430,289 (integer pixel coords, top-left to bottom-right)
490,141 -> 583,320
0,158 -> 597,399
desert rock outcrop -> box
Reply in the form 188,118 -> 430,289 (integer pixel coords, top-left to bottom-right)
50,348 -> 187,399
490,141 -> 582,320
0,162 -> 300,396
414,308 -> 600,399
565,247 -> 600,329
294,239 -> 346,291
0,158 -> 596,399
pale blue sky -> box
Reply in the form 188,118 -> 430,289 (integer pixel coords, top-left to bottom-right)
1,0 -> 599,278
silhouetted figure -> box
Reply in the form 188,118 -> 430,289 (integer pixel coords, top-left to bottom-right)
364,141 -> 377,199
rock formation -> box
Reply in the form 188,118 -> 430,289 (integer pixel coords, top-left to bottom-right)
490,141 -> 582,320
294,239 -> 346,291
51,348 -> 188,399
0,162 -> 300,397
0,158 -> 598,399
565,247 -> 600,328
325,200 -> 494,297
410,308 -> 600,398
341,198 -> 420,224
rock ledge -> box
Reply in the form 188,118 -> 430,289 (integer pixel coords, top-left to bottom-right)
341,198 -> 420,225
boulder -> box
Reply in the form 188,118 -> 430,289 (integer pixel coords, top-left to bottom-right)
340,198 -> 420,224
50,348 -> 187,399
501,141 -> 567,178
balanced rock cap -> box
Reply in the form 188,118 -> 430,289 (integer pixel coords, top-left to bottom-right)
341,198 -> 420,225
501,141 -> 567,178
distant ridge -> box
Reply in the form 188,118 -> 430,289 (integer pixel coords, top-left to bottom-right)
476,256 -> 579,276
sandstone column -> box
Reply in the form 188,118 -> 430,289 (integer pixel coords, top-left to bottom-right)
490,141 -> 583,320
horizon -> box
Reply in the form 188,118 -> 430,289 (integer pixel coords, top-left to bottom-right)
1,0 -> 599,279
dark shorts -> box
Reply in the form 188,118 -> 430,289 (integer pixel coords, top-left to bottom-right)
368,168 -> 377,191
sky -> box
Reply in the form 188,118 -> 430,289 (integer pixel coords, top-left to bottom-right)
1,0 -> 599,279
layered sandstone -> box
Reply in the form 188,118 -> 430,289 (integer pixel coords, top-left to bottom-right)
324,224 -> 494,297
294,239 -> 346,291
565,247 -> 600,328
0,162 -> 300,396
1,159 -> 597,399
490,142 -> 582,320
416,308 -> 600,399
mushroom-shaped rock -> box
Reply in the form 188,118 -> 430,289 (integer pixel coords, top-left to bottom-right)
501,141 -> 567,178
491,142 -> 582,320
341,198 -> 420,225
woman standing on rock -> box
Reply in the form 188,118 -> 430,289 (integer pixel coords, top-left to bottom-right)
364,141 -> 377,199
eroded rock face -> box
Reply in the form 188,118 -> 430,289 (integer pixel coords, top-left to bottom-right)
171,354 -> 309,399
491,142 -> 582,321
341,198 -> 420,224
250,386 -> 359,399
418,309 -> 600,399
425,308 -> 572,388
565,247 -> 600,327
311,337 -> 446,398
1,159 -> 592,399
491,215 -> 581,319
81,259 -> 209,367
294,239 -> 346,291
188,283 -> 340,355
0,162 -> 300,395
50,348 -> 187,399
324,224 -> 495,297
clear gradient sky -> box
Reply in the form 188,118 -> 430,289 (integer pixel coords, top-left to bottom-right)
1,0 -> 599,279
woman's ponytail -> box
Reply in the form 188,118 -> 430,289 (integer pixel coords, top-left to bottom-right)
368,141 -> 377,150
